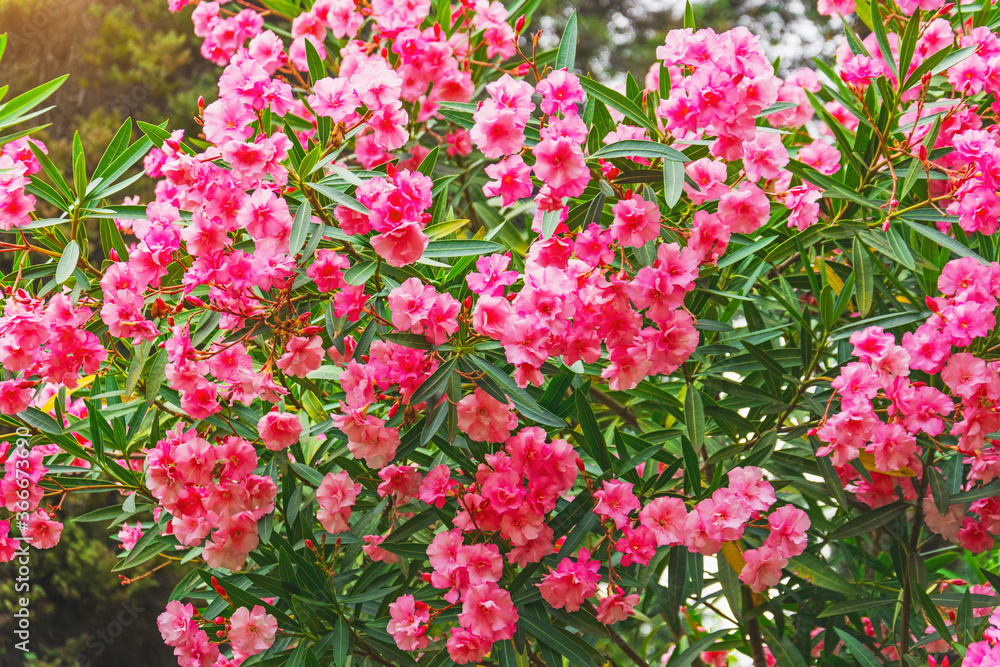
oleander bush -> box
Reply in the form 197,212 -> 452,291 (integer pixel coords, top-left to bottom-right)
4,0 -> 1000,665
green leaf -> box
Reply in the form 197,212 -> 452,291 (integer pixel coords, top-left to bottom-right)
145,349 -> 168,406
579,77 -> 658,134
124,341 -> 152,399
667,630 -> 728,666
417,146 -> 439,177
55,240 -> 79,285
913,584 -> 952,643
759,626 -> 808,667
520,609 -> 601,667
684,0 -> 696,29
819,598 -> 897,618
886,225 -> 916,270
290,462 -> 325,487
465,356 -> 564,428
663,160 -> 684,208
684,385 -> 705,451
308,182 -> 370,215
787,554 -> 863,597
72,131 -> 87,198
591,139 -> 687,162
541,209 -> 561,240
304,37 -> 325,83
786,160 -> 881,209
333,617 -> 349,667
29,142 -> 72,203
869,0 -> 897,78
928,465 -> 950,517
422,240 -> 504,258
0,74 -> 67,131
288,201 -> 313,256
834,629 -> 882,667
555,11 -> 577,71
852,235 -> 874,316
717,236 -> 777,269
344,261 -> 377,286
409,357 -> 458,405
575,389 -> 612,471
828,500 -> 906,540
900,217 -> 986,262
93,119 -> 132,179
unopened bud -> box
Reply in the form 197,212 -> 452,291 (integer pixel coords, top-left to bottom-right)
514,14 -> 526,34
305,539 -> 315,550
463,296 -> 473,310
151,298 -> 170,319
186,296 -> 207,308
918,144 -> 928,161
109,248 -> 119,261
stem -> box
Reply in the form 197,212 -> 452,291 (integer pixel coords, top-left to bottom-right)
745,588 -> 768,667
584,602 -> 650,667
589,387 -> 639,429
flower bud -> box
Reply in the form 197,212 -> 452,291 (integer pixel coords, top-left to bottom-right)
515,14 -> 526,34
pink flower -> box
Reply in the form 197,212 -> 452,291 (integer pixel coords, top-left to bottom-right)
742,132 -> 789,182
593,480 -> 641,529
596,587 -> 641,624
532,136 -> 588,190
739,545 -> 787,592
727,466 -> 777,514
25,509 -> 62,549
316,471 -> 362,533
229,605 -> 277,656
0,379 -> 33,415
307,249 -> 350,291
765,505 -> 810,557
841,56 -> 884,87
257,411 -> 302,451
610,194 -> 661,248
718,182 -> 770,234
447,627 -> 492,664
371,220 -> 428,267
419,464 -> 457,507
117,521 -> 144,551
484,156 -> 533,206
639,496 -> 688,546
0,520 -> 21,562
363,534 -> 401,563
388,594 -> 430,651
472,107 -> 525,158
457,388 -> 518,442
276,336 -> 325,377
537,549 -> 601,612
459,582 -> 518,641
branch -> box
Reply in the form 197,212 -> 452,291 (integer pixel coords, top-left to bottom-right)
589,387 -> 640,429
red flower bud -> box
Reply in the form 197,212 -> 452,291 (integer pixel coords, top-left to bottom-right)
515,14 -> 526,34
109,248 -> 119,261
305,539 -> 315,550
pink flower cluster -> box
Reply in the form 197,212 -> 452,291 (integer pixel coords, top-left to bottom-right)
817,257 -> 1000,550
0,138 -> 41,231
145,424 -> 277,570
0,291 -> 107,399
381,426 -> 580,661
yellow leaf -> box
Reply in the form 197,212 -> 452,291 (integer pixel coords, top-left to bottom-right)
721,541 -> 768,605
858,451 -> 916,477
39,374 -> 96,413
720,541 -> 746,573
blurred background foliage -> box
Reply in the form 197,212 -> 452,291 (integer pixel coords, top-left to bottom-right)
0,0 -> 842,663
